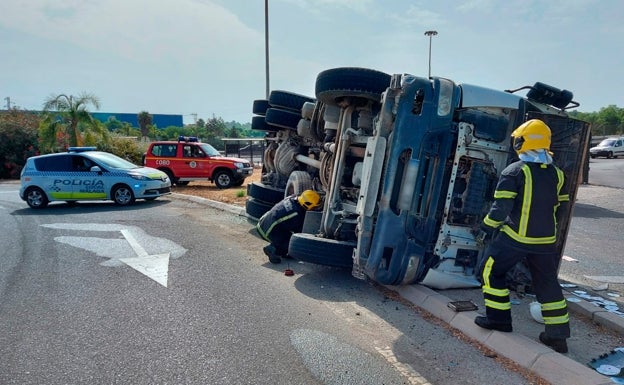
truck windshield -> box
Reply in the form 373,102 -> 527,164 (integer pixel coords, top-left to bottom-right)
199,143 -> 221,156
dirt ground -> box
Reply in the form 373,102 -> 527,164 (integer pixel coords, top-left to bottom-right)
172,167 -> 262,206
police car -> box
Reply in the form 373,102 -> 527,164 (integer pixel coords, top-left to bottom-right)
19,147 -> 171,208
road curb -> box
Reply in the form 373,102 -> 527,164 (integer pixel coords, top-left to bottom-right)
387,284 -> 612,385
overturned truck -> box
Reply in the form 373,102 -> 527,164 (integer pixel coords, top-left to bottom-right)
247,67 -> 590,289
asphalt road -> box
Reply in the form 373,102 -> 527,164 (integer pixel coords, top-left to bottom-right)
1,157 -> 622,384
0,184 -> 534,385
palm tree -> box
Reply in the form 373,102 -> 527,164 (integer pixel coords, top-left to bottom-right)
138,111 -> 153,138
41,93 -> 102,150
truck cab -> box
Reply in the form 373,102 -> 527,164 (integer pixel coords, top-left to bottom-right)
247,68 -> 590,289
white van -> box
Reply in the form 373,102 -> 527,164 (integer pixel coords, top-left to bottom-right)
590,137 -> 624,158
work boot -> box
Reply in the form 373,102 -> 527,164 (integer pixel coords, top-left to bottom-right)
474,316 -> 513,332
263,245 -> 282,264
539,332 -> 568,353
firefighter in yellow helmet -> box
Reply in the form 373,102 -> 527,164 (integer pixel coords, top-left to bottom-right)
256,190 -> 321,264
475,119 -> 571,353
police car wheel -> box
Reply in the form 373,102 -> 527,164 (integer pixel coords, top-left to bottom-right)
214,170 -> 234,189
112,185 -> 136,206
25,187 -> 48,209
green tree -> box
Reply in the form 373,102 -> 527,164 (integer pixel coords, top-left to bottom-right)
205,115 -> 226,137
40,93 -> 103,151
227,126 -> 240,138
138,111 -> 153,137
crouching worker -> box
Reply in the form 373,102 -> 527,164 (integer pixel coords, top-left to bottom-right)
256,190 -> 321,264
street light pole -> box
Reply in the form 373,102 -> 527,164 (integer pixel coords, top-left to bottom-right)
424,30 -> 438,78
264,0 -> 270,99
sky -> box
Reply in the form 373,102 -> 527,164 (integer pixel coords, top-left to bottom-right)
1,0 -> 622,125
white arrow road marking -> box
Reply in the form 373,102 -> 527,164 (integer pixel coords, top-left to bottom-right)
41,223 -> 186,287
119,253 -> 170,287
119,229 -> 170,287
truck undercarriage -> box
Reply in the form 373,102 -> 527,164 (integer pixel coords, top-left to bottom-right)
247,67 -> 590,289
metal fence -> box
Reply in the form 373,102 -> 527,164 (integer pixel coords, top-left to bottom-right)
221,138 -> 265,166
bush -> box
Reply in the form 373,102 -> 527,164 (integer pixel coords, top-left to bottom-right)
98,135 -> 147,165
0,110 -> 40,179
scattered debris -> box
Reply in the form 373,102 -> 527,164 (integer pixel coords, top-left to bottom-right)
589,349 -> 624,381
529,301 -> 544,324
570,290 -> 624,317
593,282 -> 610,291
562,255 -> 578,262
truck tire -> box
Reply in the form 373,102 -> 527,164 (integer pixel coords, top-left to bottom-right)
245,197 -> 275,220
284,171 -> 313,197
268,90 -> 315,113
288,233 -> 354,268
265,108 -> 301,131
253,99 -> 270,116
251,115 -> 279,132
315,67 -> 392,105
247,182 -> 285,204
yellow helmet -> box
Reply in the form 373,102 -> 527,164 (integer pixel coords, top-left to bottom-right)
511,119 -> 551,153
298,190 -> 321,210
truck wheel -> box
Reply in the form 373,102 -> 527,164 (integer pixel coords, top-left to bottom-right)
285,171 -> 313,197
268,91 -> 315,112
25,187 -> 49,209
288,233 -> 354,268
253,99 -> 270,116
245,197 -> 275,219
315,67 -> 392,105
247,182 -> 284,204
112,185 -> 136,206
214,170 -> 234,189
265,108 -> 301,131
251,115 -> 279,132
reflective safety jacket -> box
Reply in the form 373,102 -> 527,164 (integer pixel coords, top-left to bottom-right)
483,160 -> 569,253
256,195 -> 306,246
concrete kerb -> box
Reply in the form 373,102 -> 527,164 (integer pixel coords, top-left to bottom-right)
172,193 -> 248,217
565,294 -> 624,336
176,194 -> 616,385
389,284 -> 613,385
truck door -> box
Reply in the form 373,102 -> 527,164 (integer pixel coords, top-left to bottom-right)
176,143 -> 211,178
529,113 -> 591,258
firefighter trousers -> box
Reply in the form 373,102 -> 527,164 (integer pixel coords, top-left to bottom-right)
481,242 -> 570,339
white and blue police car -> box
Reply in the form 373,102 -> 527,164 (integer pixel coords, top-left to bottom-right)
20,147 -> 171,208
